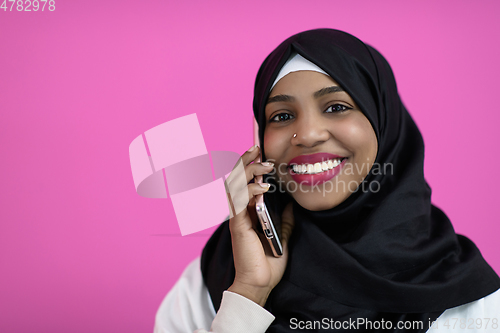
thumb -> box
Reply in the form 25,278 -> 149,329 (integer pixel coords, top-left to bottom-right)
280,202 -> 295,249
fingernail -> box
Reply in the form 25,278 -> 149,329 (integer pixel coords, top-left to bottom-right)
259,183 -> 271,188
262,162 -> 274,167
248,145 -> 258,152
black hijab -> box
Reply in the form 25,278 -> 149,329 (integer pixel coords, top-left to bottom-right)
201,29 -> 500,332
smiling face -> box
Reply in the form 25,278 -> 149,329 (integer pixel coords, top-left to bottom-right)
264,71 -> 378,211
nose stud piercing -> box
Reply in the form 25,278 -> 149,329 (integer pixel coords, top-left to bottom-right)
293,133 -> 297,138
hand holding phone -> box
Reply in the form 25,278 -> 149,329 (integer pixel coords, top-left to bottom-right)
226,145 -> 295,307
254,155 -> 283,257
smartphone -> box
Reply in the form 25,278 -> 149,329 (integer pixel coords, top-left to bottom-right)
253,119 -> 283,257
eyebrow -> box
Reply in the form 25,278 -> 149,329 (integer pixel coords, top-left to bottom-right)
266,85 -> 344,104
313,86 -> 344,98
266,94 -> 295,104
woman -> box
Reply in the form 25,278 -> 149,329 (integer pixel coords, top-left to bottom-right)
154,29 -> 500,332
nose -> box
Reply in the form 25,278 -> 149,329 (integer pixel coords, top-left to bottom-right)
291,111 -> 330,148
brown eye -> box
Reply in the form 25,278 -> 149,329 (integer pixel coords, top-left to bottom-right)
325,104 -> 351,113
270,113 -> 294,123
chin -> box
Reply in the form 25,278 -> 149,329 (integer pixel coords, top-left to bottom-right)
292,192 -> 346,211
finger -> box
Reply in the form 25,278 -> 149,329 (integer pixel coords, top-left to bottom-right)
226,161 -> 274,188
247,161 -> 275,185
225,160 -> 274,207
241,145 -> 261,166
225,145 -> 260,186
225,158 -> 249,218
229,182 -> 271,221
250,149 -> 261,164
225,145 -> 262,186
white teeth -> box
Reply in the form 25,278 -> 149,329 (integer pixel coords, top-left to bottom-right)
291,158 -> 345,175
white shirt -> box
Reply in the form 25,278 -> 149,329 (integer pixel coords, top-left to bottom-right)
154,257 -> 500,333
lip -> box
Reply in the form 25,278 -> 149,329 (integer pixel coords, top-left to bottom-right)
288,152 -> 345,167
287,153 -> 347,187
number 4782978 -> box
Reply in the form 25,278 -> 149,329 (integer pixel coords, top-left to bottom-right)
1,0 -> 56,11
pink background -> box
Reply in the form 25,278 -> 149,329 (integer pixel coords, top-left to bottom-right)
1,0 -> 499,331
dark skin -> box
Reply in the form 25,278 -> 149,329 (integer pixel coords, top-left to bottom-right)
226,145 -> 295,306
226,71 -> 377,306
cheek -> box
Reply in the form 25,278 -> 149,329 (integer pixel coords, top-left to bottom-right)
357,117 -> 378,161
338,117 -> 377,161
263,130 -> 288,160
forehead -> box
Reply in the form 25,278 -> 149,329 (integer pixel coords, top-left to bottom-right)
269,71 -> 341,96
270,71 -> 339,94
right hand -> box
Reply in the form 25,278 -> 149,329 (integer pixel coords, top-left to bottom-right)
225,145 -> 295,307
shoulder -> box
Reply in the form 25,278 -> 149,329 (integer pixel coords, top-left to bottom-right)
154,256 -> 276,333
154,256 -> 216,333
428,288 -> 500,332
